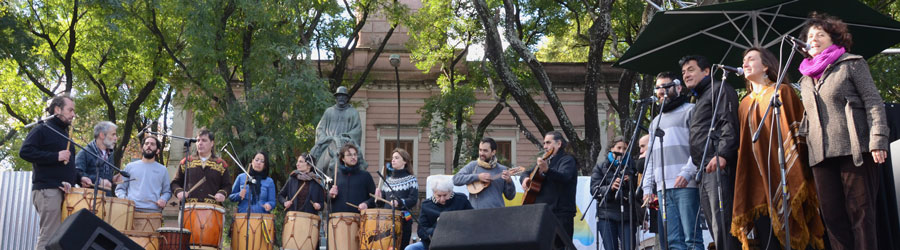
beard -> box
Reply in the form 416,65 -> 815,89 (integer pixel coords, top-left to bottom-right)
142,150 -> 156,159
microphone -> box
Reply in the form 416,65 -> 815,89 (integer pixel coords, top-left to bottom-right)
714,64 -> 744,76
24,114 -> 57,129
785,35 -> 813,58
654,79 -> 682,89
219,143 -> 228,152
633,96 -> 659,104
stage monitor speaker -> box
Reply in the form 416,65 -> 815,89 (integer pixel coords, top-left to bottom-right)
46,208 -> 141,250
430,203 -> 573,250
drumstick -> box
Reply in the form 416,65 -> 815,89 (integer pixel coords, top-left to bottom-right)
185,177 -> 207,195
289,182 -> 307,203
207,194 -> 216,199
369,193 -> 391,204
64,125 -> 72,165
83,183 -> 113,193
345,202 -> 359,209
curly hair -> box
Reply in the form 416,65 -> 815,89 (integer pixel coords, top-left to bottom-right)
802,12 -> 853,51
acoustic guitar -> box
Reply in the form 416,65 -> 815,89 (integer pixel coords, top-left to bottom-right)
521,148 -> 555,205
466,166 -> 526,194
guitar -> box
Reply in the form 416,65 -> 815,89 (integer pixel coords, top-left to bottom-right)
466,166 -> 526,194
521,148 -> 555,205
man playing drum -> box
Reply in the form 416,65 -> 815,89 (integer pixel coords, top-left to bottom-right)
170,128 -> 230,248
115,136 -> 171,231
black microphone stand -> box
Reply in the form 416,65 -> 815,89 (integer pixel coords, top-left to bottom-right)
748,36 -> 801,250
145,130 -> 195,250
613,99 -> 652,250
643,90 -> 670,250
220,143 -> 256,250
376,171 -> 420,249
692,67 -> 734,250
38,119 -> 131,220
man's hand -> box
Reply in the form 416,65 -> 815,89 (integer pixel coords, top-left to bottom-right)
611,178 -> 622,190
521,177 -> 531,189
112,174 -> 123,184
313,202 -> 321,210
60,181 -> 72,193
263,203 -> 272,212
100,179 -> 112,190
873,149 -> 888,164
478,173 -> 491,182
673,176 -> 688,188
176,191 -> 185,200
58,150 -> 71,162
80,177 -> 93,187
156,199 -> 167,208
329,185 -> 338,198
537,157 -> 549,174
358,202 -> 368,211
705,156 -> 727,173
214,193 -> 226,202
284,201 -> 293,208
501,170 -> 511,183
375,189 -> 382,198
642,194 -> 658,207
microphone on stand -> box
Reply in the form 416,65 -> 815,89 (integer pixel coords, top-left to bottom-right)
785,35 -> 813,58
714,64 -> 744,76
654,79 -> 682,89
633,96 -> 659,104
24,114 -> 57,129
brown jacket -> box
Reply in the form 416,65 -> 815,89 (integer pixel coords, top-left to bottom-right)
171,157 -> 231,204
799,53 -> 889,167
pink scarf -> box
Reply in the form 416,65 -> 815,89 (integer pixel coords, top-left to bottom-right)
799,44 -> 846,79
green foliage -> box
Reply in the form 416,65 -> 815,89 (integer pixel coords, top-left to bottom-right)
867,53 -> 900,103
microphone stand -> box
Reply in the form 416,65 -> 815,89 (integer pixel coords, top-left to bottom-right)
692,68 -> 733,249
220,143 -> 255,250
643,91 -> 670,250
614,99 -> 652,250
144,130 -> 195,250
37,119 -> 131,219
376,171 -> 420,248
748,36 -> 800,250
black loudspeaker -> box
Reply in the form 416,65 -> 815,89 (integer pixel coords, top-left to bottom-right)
430,204 -> 574,250
47,209 -> 141,250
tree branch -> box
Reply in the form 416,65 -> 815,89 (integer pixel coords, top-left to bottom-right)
348,24 -> 396,98
0,100 -> 29,125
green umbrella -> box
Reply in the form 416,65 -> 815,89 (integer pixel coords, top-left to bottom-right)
615,0 -> 900,78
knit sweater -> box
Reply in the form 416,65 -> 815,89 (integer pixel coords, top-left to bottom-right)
375,171 -> 418,210
642,103 -> 699,195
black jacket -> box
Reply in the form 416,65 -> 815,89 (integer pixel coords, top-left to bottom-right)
689,76 -> 740,171
278,171 -> 325,214
75,141 -> 117,195
418,192 -> 473,248
330,164 -> 376,213
521,150 -> 578,215
20,117 -> 81,190
589,158 -> 641,221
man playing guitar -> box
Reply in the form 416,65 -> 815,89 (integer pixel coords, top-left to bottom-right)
520,131 -> 578,240
452,137 -> 517,209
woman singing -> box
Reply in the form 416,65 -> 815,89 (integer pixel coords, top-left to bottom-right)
731,47 -> 824,250
374,148 -> 419,249
797,13 -> 889,249
279,153 -> 325,213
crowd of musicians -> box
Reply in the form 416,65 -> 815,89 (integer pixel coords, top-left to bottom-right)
19,13 -> 889,250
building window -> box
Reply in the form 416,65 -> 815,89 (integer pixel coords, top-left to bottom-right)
496,140 -> 512,167
384,140 -> 414,169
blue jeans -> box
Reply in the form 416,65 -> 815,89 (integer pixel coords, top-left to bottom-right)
660,188 -> 703,250
597,219 -> 634,250
405,242 -> 425,250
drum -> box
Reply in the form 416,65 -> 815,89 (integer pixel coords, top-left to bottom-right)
328,212 -> 360,250
282,211 -> 321,250
232,213 -> 275,250
124,230 -> 160,250
359,208 -> 403,250
181,202 -> 225,248
134,212 -> 164,233
157,227 -> 191,250
103,197 -> 134,231
61,187 -> 105,222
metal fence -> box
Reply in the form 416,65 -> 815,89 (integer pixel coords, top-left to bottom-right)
0,171 -> 40,250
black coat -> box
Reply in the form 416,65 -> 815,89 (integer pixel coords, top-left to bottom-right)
278,171 -> 325,214
521,151 -> 578,216
20,117 -> 81,190
589,158 -> 641,221
689,76 -> 740,171
330,164 -> 375,213
418,193 -> 473,248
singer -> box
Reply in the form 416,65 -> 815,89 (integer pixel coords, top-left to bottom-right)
373,148 -> 419,249
229,151 -> 276,213
171,128 -> 231,204
797,12 -> 889,250
452,137 -> 516,209
731,47 -> 825,249
589,136 -> 639,250
680,55 -> 741,250
278,153 -> 325,214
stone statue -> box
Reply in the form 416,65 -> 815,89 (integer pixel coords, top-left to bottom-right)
310,86 -> 367,177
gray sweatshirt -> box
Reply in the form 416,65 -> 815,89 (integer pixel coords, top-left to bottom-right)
116,160 -> 172,212
452,160 -> 516,209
